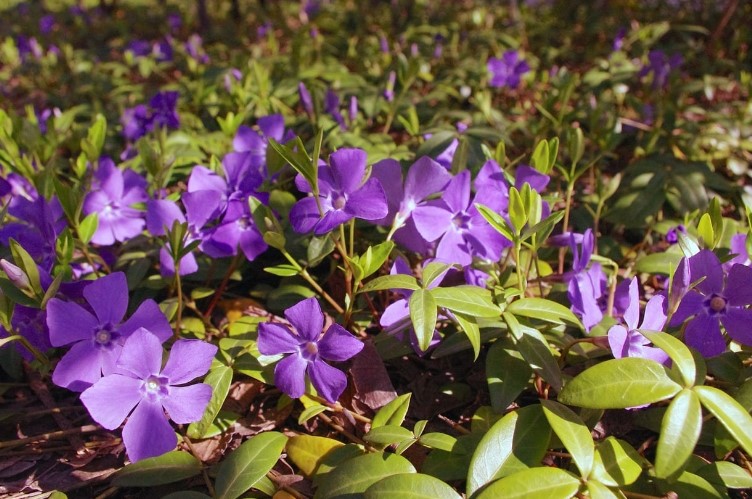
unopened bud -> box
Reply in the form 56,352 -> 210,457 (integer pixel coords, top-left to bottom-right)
0,259 -> 32,292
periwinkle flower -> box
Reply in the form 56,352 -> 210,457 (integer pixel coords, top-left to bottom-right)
39,14 -> 56,35
324,90 -> 345,128
298,82 -> 314,115
258,297 -> 363,402
81,328 -> 216,462
669,250 -> 752,357
289,148 -> 388,235
121,104 -> 151,142
665,224 -> 687,244
384,71 -> 396,102
412,170 -> 510,265
146,198 -> 199,276
232,114 -> 289,177
185,34 -> 210,63
149,91 -> 180,131
47,272 -> 172,391
83,158 -> 148,246
565,229 -> 607,331
487,50 -> 530,89
639,50 -> 682,90
608,277 -> 669,364
612,27 -> 626,52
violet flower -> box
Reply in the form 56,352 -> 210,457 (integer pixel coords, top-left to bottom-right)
565,229 -> 607,331
289,148 -> 388,235
608,277 -> 669,364
298,82 -> 314,115
665,224 -> 687,244
669,250 -> 752,357
146,199 -> 199,276
149,91 -> 180,131
81,328 -> 216,462
257,297 -> 363,402
82,158 -> 148,246
121,104 -> 151,142
324,89 -> 346,128
232,114 -> 289,177
412,170 -> 510,265
47,272 -> 172,391
639,50 -> 682,90
487,50 -> 530,89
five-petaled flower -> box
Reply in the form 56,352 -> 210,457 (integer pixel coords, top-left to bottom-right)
487,50 -> 530,89
257,297 -> 363,403
47,272 -> 172,391
81,328 -> 217,462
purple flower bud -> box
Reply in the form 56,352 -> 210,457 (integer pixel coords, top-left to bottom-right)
348,95 -> 358,123
298,82 -> 314,115
379,35 -> 389,54
39,14 -> 56,35
410,43 -> 419,57
167,12 -> 182,33
0,259 -> 32,293
384,71 -> 396,102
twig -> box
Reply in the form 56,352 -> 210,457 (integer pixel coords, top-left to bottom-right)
0,425 -> 103,450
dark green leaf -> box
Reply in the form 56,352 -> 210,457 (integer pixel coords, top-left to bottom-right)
364,472 -> 461,499
453,312 -> 481,360
474,467 -> 580,499
360,274 -> 420,293
695,385 -> 752,457
314,452 -> 416,498
506,298 -> 582,328
504,312 -> 563,392
409,289 -> 438,352
214,431 -> 288,499
540,399 -> 594,477
364,425 -> 415,446
187,365 -> 232,439
372,393 -> 411,428
641,330 -> 697,387
112,451 -> 202,487
486,339 -> 532,413
431,286 -> 500,317
591,437 -> 644,487
655,389 -> 702,479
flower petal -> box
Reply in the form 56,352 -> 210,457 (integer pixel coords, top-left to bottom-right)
441,171 -> 471,214
84,272 -> 128,326
721,307 -> 752,348
51,340 -> 105,391
328,148 -> 367,193
684,314 -> 725,357
412,204 -> 452,242
122,399 -> 177,462
314,208 -> 352,235
285,297 -> 324,341
308,359 -> 347,403
318,324 -> 364,361
161,340 -> 218,385
607,325 -> 629,359
689,250 -> 723,295
725,264 -> 752,306
46,298 -> 98,346
162,383 -> 213,424
80,374 -> 142,429
119,299 -> 172,342
274,353 -> 307,399
640,295 -> 667,331
345,178 -> 388,221
623,278 -> 640,330
404,157 -> 452,205
115,327 -> 163,379
289,197 -> 324,234
435,228 -> 471,265
258,323 -> 301,355
669,290 -> 704,327
146,199 -> 185,236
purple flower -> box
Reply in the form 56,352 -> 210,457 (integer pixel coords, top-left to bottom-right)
639,50 -> 682,90
167,12 -> 182,33
298,82 -> 314,115
83,158 -> 147,246
149,91 -> 180,131
81,328 -> 216,462
232,114 -> 289,178
324,90 -> 346,128
47,272 -> 172,391
727,233 -> 751,268
126,40 -> 152,57
384,71 -> 396,102
608,277 -> 669,364
185,34 -> 210,63
669,250 -> 752,357
16,35 -> 43,61
487,50 -> 530,89
612,27 -> 626,52
39,14 -> 56,35
665,224 -> 687,244
146,199 -> 199,276
258,297 -> 363,402
412,170 -> 510,265
289,148 -> 388,235
121,104 -> 151,142
565,230 -> 607,331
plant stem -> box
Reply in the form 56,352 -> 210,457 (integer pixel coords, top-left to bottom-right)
280,249 -> 344,314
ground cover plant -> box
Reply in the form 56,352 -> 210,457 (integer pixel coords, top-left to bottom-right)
1,0 -> 751,497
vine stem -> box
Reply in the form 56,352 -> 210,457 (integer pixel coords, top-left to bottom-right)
0,425 -> 102,450
280,249 -> 344,314
204,253 -> 243,320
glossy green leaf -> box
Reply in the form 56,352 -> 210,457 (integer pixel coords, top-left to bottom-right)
286,435 -> 344,477
264,264 -> 300,277
421,262 -> 452,287
111,451 -> 202,487
314,451 -> 416,498
540,399 -> 594,477
504,312 -> 562,391
506,297 -> 583,328
353,241 -> 394,282
657,471 -> 724,499
697,213 -> 715,248
476,203 -> 515,241
364,425 -> 415,446
78,212 -> 99,245
641,330 -> 697,387
634,251 -> 683,275
486,339 -> 532,413
372,393 -> 411,428
591,437 -> 643,487
531,139 -> 551,174
214,431 -> 288,499
558,358 -> 682,409
410,288 -> 438,352
431,286 -> 500,317
419,433 -> 457,452
713,377 -> 752,456
585,480 -> 622,499
360,274 -> 420,293
364,472 -> 461,499
187,364 -> 232,439
453,312 -> 481,360
8,238 -> 42,298
475,467 -> 580,499
695,385 -> 752,457
298,404 -> 329,424
655,388 -> 702,479
696,461 -> 752,489
466,405 -> 551,496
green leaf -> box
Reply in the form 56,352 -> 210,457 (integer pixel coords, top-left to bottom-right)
508,187 -> 527,232
214,431 -> 288,499
422,262 -> 452,288
558,358 -> 682,409
506,298 -> 583,328
78,212 -> 99,245
466,405 -> 551,496
264,264 -> 300,277
431,286 -> 500,317
504,312 -> 562,392
419,433 -> 458,452
634,251 -> 683,275
409,289 -> 438,352
697,213 -> 715,248
453,312 -> 481,360
520,210 -> 565,245
540,399 -> 594,477
360,274 -> 420,293
657,471 -> 725,499
585,480 -> 621,499
372,393 -> 411,428
268,138 -> 315,193
696,461 -> 752,489
641,330 -> 697,387
364,472 -> 461,499
475,203 -> 515,241
591,437 -> 644,487
314,452 -> 416,498
474,467 -> 580,499
286,435 -> 344,477
531,140 -> 551,174
9,238 -> 42,298
695,385 -> 752,457
187,364 -> 232,439
298,404 -> 328,424
364,425 -> 415,446
486,339 -> 532,413
111,451 -> 202,487
352,241 -> 394,282
655,388 -> 702,479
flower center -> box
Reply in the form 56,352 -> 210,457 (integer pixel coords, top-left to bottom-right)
333,195 -> 347,210
93,323 -> 118,346
452,213 -> 471,230
709,295 -> 727,313
142,375 -> 169,400
305,341 -> 318,355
